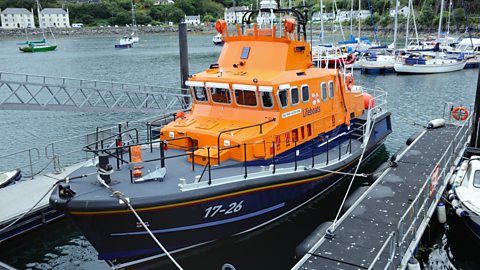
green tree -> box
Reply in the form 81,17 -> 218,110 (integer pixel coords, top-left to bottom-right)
168,7 -> 185,23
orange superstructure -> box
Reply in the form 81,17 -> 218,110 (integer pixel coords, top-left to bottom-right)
160,19 -> 367,166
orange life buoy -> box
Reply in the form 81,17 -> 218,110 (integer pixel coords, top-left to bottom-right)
284,18 -> 296,34
452,107 -> 468,121
215,19 -> 227,34
345,74 -> 354,90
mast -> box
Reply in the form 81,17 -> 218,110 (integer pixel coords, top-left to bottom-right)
349,0 -> 353,36
131,0 -> 137,34
437,0 -> 445,40
36,0 -> 46,40
358,0 -> 361,38
447,0 -> 452,34
405,0 -> 410,48
393,0 -> 399,49
320,0 -> 324,43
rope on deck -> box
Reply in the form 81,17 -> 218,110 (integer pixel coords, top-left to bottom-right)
96,175 -> 184,270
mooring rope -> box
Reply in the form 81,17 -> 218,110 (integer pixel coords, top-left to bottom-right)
0,172 -> 92,233
328,115 -> 377,235
312,167 -> 368,178
96,172 -> 184,270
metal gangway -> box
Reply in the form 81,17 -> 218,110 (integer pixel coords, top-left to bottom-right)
0,71 -> 190,113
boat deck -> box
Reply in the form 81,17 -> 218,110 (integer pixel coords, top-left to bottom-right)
64,137 -> 364,205
0,163 -> 83,242
293,123 -> 464,270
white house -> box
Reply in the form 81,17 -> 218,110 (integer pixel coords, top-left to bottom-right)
154,0 -> 174,5
336,11 -> 351,22
312,12 -> 335,22
39,8 -> 70,28
0,8 -> 35,29
389,6 -> 410,17
257,0 -> 277,26
354,10 -> 370,20
224,6 -> 249,24
184,15 -> 200,25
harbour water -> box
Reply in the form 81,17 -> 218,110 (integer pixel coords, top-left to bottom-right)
0,33 -> 478,269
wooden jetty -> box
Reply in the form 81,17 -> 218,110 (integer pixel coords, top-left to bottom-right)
293,120 -> 470,270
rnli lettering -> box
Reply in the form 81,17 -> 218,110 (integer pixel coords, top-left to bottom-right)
303,106 -> 321,117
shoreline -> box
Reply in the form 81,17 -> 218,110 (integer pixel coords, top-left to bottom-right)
1,24 -> 478,39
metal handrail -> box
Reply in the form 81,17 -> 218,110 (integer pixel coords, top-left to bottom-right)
0,71 -> 188,94
0,147 -> 40,179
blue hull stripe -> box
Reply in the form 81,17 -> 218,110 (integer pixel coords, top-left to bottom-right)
111,202 -> 285,236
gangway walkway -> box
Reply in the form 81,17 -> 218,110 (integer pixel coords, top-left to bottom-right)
0,71 -> 190,113
293,120 -> 471,270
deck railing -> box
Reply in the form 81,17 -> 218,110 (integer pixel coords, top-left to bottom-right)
0,148 -> 40,179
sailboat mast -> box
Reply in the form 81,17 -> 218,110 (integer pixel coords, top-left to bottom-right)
358,0 -> 361,38
131,0 -> 137,31
320,0 -> 324,43
447,0 -> 452,34
405,0 -> 410,48
349,0 -> 353,36
36,0 -> 46,40
438,0 -> 445,40
393,0 -> 398,49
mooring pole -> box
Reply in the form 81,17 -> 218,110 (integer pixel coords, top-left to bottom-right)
178,22 -> 189,107
470,70 -> 480,148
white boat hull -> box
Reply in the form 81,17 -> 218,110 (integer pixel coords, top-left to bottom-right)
394,60 -> 466,74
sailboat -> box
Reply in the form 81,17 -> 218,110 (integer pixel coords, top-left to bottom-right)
114,0 -> 138,48
18,1 -> 57,53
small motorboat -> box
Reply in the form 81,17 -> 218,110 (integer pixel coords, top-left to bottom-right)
449,155 -> 480,240
212,33 -> 223,46
115,36 -> 134,49
0,169 -> 22,188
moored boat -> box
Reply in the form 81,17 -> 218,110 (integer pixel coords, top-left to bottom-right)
212,33 -> 223,46
0,169 -> 21,188
115,37 -> 134,49
49,7 -> 392,268
19,43 -> 57,53
394,54 -> 466,74
449,155 -> 480,240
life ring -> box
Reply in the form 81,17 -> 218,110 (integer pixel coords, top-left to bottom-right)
452,107 -> 468,121
345,74 -> 354,90
345,54 -> 356,65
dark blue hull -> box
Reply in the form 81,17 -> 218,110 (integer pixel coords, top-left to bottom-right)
115,44 -> 133,49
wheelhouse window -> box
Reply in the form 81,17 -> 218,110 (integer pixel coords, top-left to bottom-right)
209,87 -> 231,104
302,85 -> 309,103
235,89 -> 257,107
259,86 -> 274,109
328,81 -> 334,99
278,88 -> 288,108
321,82 -> 327,102
193,86 -> 208,102
290,87 -> 299,106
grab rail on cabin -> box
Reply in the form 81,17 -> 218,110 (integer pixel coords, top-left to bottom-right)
216,118 -> 276,165
0,147 -> 40,179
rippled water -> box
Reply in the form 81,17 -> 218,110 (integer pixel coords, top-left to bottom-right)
0,33 -> 478,270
